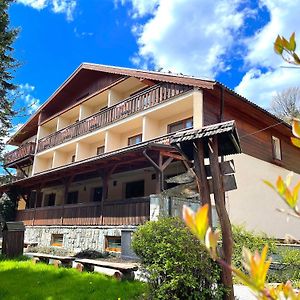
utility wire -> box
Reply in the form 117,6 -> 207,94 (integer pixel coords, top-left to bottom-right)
239,119 -> 286,139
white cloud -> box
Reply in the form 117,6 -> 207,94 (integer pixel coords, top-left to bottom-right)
235,0 -> 300,106
16,0 -> 76,21
120,0 -> 248,78
18,83 -> 41,114
115,0 -> 159,17
235,67 -> 300,108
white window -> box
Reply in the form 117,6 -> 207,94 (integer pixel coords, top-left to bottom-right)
272,136 -> 282,160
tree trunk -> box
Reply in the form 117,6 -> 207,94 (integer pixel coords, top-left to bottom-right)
208,136 -> 234,300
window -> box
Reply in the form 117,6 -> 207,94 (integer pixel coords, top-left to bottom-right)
71,155 -> 76,163
67,191 -> 78,204
51,234 -> 63,247
28,191 -> 36,209
272,136 -> 282,160
96,146 -> 105,155
44,193 -> 56,206
105,236 -> 121,252
128,134 -> 142,146
93,187 -> 103,202
168,117 -> 193,133
125,180 -> 144,198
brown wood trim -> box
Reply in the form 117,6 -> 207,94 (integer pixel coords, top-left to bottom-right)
40,77 -> 129,126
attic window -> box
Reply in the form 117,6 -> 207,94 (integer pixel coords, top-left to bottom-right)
272,136 -> 282,160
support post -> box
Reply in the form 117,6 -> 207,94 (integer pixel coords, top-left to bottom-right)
208,136 -> 234,300
193,140 -> 212,226
62,176 -> 74,225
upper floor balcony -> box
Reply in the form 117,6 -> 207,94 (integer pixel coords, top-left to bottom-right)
37,83 -> 192,153
4,142 -> 36,168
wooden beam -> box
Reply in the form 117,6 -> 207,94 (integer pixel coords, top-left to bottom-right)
193,140 -> 212,225
159,150 -> 186,161
208,136 -> 234,300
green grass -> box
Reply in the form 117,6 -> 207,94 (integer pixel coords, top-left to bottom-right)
0,259 -> 147,300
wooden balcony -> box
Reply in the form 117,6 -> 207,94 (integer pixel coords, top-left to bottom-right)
4,142 -> 36,168
15,197 -> 150,226
37,83 -> 192,153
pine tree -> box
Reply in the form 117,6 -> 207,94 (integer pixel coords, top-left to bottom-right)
0,0 -> 18,156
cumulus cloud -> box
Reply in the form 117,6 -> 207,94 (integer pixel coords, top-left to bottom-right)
119,0 -> 250,79
16,0 -> 76,21
235,0 -> 300,106
120,0 -> 300,107
18,83 -> 41,114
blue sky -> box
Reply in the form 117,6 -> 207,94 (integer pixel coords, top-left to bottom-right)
9,0 -> 300,130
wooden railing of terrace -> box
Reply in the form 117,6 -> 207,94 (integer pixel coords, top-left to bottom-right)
37,83 -> 192,152
15,197 -> 150,226
4,142 -> 36,167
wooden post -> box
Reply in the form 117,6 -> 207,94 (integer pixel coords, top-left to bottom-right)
99,164 -> 117,225
208,136 -> 234,300
193,140 -> 212,226
62,176 -> 74,225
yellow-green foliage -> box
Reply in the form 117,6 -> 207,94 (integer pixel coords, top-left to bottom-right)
0,260 -> 146,300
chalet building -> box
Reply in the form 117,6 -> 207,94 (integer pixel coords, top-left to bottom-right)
1,63 -> 300,253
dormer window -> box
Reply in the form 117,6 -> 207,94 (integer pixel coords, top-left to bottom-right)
272,136 -> 282,160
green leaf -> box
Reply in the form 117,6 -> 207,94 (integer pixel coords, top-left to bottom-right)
293,52 -> 300,64
282,37 -> 291,51
291,137 -> 300,148
274,35 -> 283,54
289,32 -> 296,51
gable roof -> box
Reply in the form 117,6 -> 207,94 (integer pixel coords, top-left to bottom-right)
8,63 -> 215,145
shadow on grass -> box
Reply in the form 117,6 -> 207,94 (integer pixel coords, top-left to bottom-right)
0,261 -> 147,300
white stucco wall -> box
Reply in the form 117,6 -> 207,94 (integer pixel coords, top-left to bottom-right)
226,153 -> 300,239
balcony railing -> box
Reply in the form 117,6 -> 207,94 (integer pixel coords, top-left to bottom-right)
4,142 -> 36,167
15,197 -> 150,226
37,83 -> 192,153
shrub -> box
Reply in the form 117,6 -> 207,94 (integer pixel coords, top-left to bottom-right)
132,217 -> 224,300
268,246 -> 300,284
231,225 -> 277,270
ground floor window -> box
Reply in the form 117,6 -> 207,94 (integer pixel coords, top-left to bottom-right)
93,187 -> 103,202
51,234 -> 63,247
125,180 -> 144,198
44,193 -> 56,206
67,191 -> 78,204
105,236 -> 121,252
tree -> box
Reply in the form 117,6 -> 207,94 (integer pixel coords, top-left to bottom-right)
270,87 -> 300,123
0,0 -> 18,157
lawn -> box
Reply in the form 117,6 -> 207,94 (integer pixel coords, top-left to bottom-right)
0,259 -> 147,300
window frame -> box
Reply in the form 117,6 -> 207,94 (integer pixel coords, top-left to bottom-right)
96,146 -> 105,155
271,136 -> 282,161
167,117 -> 193,133
125,180 -> 145,199
105,236 -> 121,253
51,234 -> 63,247
67,191 -> 79,205
128,134 -> 142,146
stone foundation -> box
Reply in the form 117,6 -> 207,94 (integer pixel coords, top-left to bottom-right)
24,225 -> 137,253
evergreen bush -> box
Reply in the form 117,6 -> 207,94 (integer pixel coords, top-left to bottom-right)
132,217 -> 224,300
